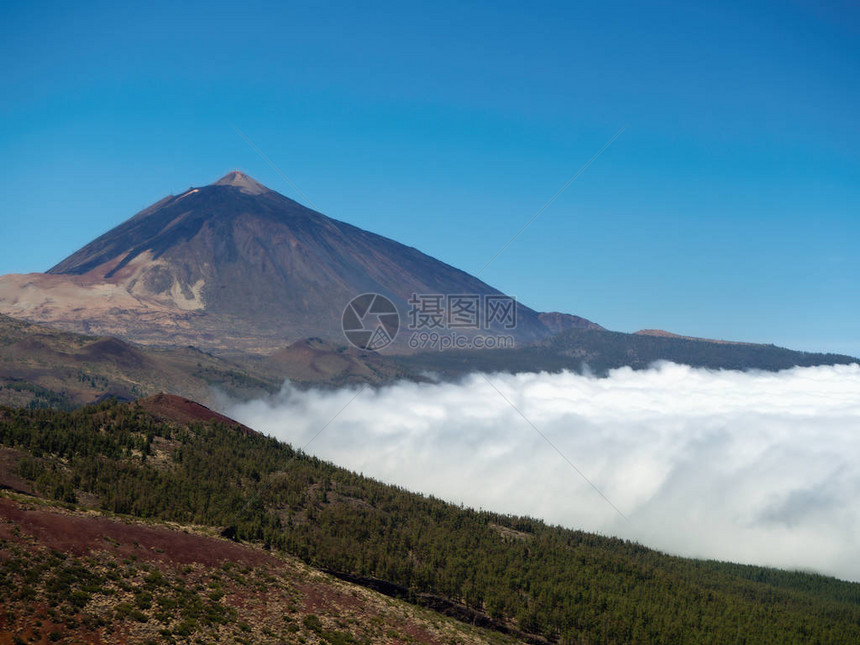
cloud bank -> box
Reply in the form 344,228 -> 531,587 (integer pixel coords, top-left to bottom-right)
226,362 -> 860,581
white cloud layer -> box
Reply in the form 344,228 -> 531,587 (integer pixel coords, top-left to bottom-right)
226,362 -> 860,582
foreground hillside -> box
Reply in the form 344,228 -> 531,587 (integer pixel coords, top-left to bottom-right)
1,398 -> 859,643
0,493 -> 519,645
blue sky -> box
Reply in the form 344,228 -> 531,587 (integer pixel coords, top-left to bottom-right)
1,1 -> 858,356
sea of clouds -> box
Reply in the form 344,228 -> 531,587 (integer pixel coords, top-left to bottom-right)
226,362 -> 860,582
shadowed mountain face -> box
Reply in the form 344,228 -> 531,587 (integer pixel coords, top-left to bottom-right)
0,172 -> 597,353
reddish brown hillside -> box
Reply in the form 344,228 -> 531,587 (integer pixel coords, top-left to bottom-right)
136,393 -> 257,435
0,494 -> 511,644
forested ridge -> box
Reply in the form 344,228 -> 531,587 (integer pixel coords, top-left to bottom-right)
2,401 -> 859,643
397,328 -> 858,377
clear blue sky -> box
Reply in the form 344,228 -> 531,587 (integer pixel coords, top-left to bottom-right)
1,1 -> 858,356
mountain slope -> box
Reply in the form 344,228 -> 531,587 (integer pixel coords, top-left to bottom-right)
0,313 -> 430,409
396,327 -> 858,376
0,313 -> 280,409
0,172 -> 596,353
2,399 -> 859,643
1,311 -> 853,412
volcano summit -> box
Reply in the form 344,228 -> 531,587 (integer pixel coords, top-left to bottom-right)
0,172 -> 596,353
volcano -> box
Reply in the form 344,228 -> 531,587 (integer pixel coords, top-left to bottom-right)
0,172 -> 598,353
